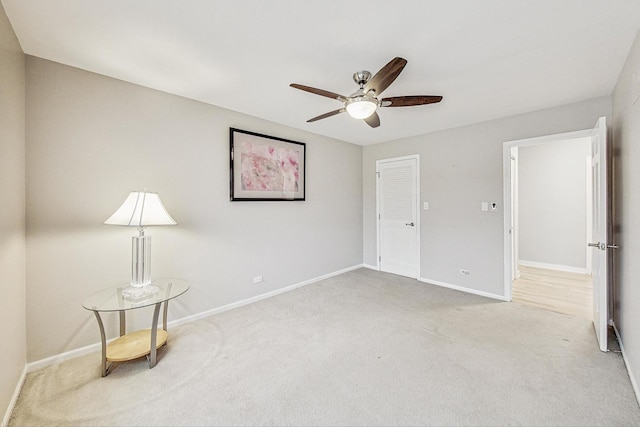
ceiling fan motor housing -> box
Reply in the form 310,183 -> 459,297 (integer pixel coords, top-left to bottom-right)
353,70 -> 371,87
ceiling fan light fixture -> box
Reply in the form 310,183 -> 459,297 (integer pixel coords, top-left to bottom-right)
290,57 -> 443,128
346,96 -> 377,119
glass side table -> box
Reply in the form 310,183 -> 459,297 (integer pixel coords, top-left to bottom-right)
82,278 -> 189,376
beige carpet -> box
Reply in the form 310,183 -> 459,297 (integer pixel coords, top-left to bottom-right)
9,268 -> 640,426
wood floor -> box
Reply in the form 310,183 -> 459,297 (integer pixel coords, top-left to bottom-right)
512,265 -> 592,320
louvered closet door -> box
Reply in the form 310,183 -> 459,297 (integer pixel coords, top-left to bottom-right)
378,157 -> 418,278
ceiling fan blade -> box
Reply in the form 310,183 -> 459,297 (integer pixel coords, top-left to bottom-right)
290,84 -> 346,101
363,57 -> 408,96
307,108 -> 346,123
364,111 -> 380,128
380,95 -> 443,107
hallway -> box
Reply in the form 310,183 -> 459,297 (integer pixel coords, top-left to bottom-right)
512,265 -> 592,320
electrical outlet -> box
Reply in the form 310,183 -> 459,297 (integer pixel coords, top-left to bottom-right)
460,269 -> 470,275
253,276 -> 263,284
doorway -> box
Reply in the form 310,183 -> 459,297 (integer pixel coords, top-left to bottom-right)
503,117 -> 610,351
376,155 -> 420,279
511,137 -> 593,320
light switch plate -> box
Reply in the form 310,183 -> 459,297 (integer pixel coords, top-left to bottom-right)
423,202 -> 429,210
481,202 -> 488,211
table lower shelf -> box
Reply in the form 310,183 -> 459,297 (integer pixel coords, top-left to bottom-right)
106,329 -> 168,362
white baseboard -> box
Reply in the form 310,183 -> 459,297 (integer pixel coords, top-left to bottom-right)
2,364 -> 26,427
362,263 -> 378,271
26,340 -> 114,373
26,264 -> 365,372
519,260 -> 588,274
612,322 -> 640,407
169,264 -> 364,328
419,277 -> 509,302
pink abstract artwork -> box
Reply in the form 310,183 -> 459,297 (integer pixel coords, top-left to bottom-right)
240,142 -> 300,193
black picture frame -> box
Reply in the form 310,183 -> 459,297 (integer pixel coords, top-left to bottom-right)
230,128 -> 306,201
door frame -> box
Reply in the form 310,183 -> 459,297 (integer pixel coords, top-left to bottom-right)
376,154 -> 421,278
510,148 -> 520,281
502,128 -> 594,300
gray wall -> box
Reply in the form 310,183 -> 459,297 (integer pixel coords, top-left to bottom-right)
8,22 -> 640,409
363,97 -> 611,297
0,2 -> 26,422
612,29 -> 640,398
518,138 -> 590,270
25,57 -> 363,362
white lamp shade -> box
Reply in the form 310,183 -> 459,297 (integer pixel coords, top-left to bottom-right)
104,191 -> 177,227
346,98 -> 377,119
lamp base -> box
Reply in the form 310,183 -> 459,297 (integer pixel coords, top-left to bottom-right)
132,234 -> 151,287
122,285 -> 159,299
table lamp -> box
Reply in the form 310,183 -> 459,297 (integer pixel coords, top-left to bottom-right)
104,190 -> 177,298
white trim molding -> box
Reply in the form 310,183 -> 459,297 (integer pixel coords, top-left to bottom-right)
419,277 -> 509,302
168,264 -> 364,329
25,264 -> 365,373
612,322 -> 640,406
2,365 -> 26,427
518,260 -> 589,275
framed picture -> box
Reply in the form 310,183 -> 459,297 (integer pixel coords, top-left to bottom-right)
230,128 -> 306,201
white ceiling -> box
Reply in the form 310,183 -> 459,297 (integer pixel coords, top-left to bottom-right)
3,0 -> 640,146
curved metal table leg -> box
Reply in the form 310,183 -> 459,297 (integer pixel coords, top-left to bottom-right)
148,302 -> 162,368
119,310 -> 126,336
163,299 -> 169,331
92,311 -> 111,377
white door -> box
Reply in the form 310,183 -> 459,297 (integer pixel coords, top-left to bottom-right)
377,156 -> 419,278
589,116 -> 609,352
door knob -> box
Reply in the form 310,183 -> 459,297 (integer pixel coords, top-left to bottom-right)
588,242 -> 619,250
406,222 -> 415,227
588,242 -> 605,250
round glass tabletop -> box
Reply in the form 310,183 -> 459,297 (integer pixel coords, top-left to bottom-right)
82,278 -> 189,312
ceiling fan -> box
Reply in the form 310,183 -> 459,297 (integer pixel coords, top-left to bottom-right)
290,57 -> 442,128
